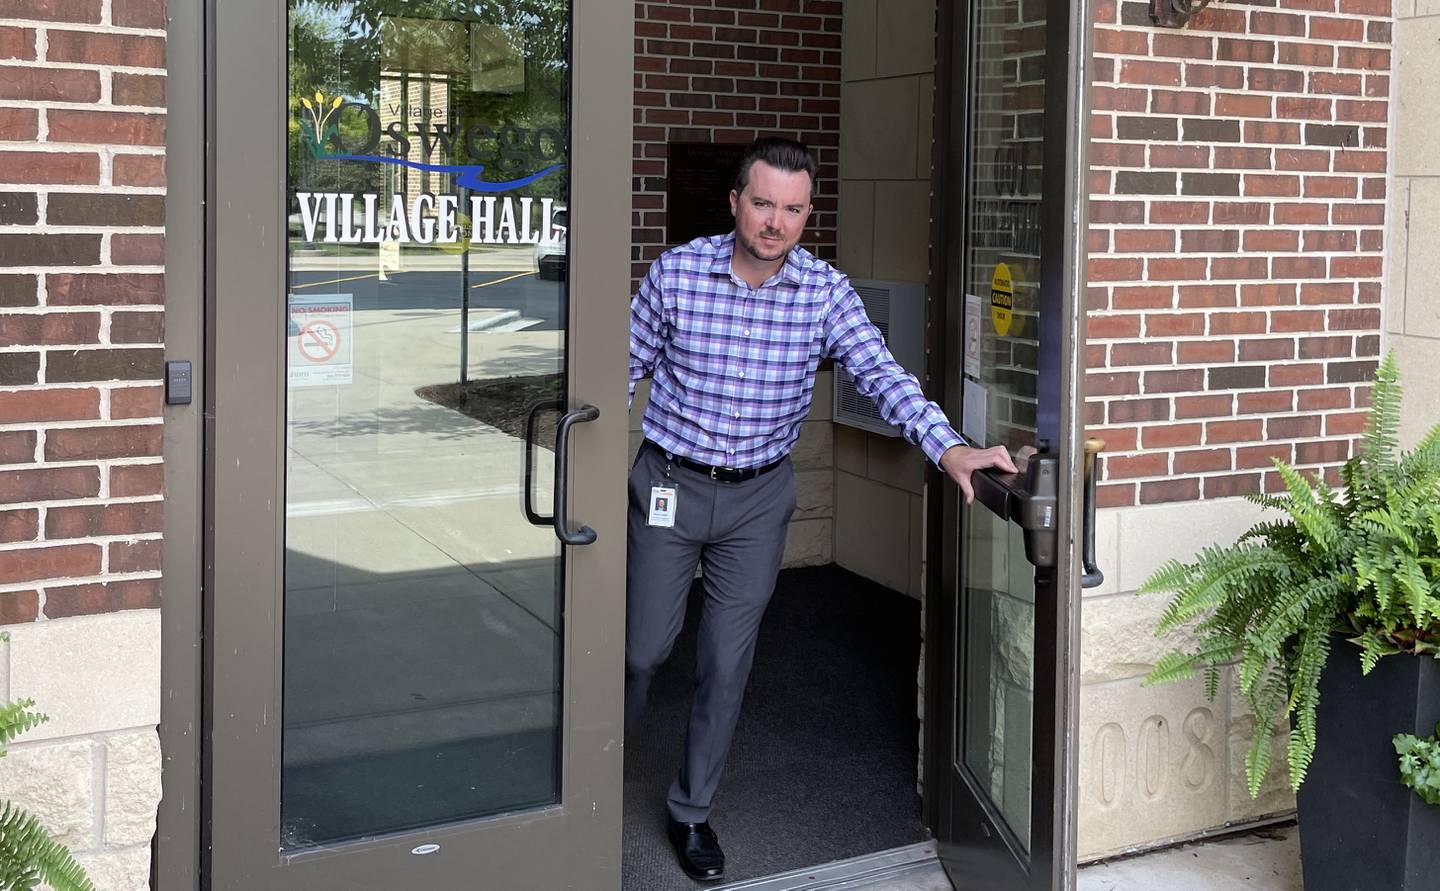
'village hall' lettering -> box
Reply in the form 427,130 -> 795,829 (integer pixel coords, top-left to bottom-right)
296,192 -> 560,245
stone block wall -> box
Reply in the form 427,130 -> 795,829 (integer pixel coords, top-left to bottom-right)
1387,1 -> 1440,448
0,1 -> 166,887
832,0 -> 937,600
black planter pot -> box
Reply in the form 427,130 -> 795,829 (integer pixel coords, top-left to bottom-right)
1298,642 -> 1440,891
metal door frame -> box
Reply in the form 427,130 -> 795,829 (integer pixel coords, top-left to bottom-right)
156,1 -> 633,887
923,0 -> 1090,885
155,0 -> 205,884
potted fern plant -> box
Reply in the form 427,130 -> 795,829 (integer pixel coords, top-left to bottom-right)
0,634 -> 95,891
1139,353 -> 1440,891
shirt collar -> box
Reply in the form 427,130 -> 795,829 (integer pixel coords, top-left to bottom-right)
713,230 -> 805,289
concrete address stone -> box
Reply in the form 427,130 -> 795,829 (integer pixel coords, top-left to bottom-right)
1078,675 -> 1228,859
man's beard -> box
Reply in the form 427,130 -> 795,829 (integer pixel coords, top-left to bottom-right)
738,230 -> 789,263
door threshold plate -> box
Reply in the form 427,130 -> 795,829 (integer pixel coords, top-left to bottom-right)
713,840 -> 943,891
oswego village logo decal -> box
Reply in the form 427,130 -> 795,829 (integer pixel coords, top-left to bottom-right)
294,91 -> 565,246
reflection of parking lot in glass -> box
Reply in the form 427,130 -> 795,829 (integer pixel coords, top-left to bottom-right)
288,254 -> 566,331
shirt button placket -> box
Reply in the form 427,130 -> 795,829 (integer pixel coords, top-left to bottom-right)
723,284 -> 745,462
734,296 -> 757,462
741,313 -> 751,444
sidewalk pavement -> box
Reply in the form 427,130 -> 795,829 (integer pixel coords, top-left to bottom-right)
832,824 -> 1300,891
291,244 -> 538,273
1076,823 -> 1300,891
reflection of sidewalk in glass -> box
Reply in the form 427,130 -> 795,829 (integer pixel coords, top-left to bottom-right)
283,304 -> 567,800
448,307 -> 545,333
286,308 -> 561,567
291,243 -> 537,273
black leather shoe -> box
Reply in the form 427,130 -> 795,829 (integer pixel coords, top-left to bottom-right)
667,817 -> 725,882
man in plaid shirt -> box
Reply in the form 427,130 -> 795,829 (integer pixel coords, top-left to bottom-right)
627,137 -> 1015,882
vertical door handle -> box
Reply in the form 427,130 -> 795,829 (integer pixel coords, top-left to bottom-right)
552,404 -> 600,546
1080,438 -> 1106,589
522,401 -> 556,527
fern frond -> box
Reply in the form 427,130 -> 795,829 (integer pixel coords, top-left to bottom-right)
1352,630 -> 1398,674
0,803 -> 94,891
0,700 -> 46,752
1204,664 -> 1221,700
1244,671 -> 1289,798
1136,558 -> 1194,596
1145,650 -> 1200,686
1357,352 -> 1401,498
1284,630 -> 1331,789
1274,459 -> 1319,510
1402,419 -> 1440,483
1150,544 -> 1281,632
1397,557 -> 1439,626
1244,492 -> 1293,513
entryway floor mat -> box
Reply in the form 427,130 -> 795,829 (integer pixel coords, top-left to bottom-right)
623,564 -> 930,890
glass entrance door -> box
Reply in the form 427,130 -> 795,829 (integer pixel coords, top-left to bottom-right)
929,0 -> 1089,886
206,2 -> 632,888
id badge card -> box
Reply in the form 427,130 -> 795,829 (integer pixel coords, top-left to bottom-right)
648,480 -> 677,528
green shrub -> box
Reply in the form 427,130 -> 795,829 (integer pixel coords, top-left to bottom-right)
1140,353 -> 1440,797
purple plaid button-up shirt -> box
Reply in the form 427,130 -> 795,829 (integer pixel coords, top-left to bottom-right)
629,232 -> 962,470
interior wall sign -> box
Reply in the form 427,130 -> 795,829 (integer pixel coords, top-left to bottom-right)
990,262 -> 1014,337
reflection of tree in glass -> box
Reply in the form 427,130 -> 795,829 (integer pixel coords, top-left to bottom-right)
288,0 -> 570,202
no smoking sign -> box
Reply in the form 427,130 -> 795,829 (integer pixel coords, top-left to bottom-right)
288,294 -> 353,387
298,320 -> 342,362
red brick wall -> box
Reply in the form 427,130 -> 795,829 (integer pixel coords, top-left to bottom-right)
632,0 -> 842,287
1086,0 -> 1390,507
0,0 -> 166,624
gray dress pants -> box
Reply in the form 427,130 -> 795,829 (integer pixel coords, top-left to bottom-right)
625,441 -> 796,823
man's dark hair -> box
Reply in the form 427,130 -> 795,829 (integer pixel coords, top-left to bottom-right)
733,136 -> 818,198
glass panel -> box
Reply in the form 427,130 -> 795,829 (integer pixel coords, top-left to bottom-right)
282,1 -> 570,849
957,0 -> 1046,852
960,512 -> 1035,849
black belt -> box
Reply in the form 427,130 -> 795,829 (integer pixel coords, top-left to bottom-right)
646,441 -> 785,483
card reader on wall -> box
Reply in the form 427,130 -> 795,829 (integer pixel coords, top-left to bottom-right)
166,360 -> 192,405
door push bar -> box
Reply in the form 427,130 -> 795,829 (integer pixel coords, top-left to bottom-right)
971,454 -> 1058,570
970,443 -> 1106,587
523,402 -> 600,546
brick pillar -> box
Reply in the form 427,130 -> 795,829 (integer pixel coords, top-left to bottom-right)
0,1 -> 166,887
1087,0 -> 1390,508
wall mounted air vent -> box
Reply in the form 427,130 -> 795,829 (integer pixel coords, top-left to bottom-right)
833,279 -> 926,437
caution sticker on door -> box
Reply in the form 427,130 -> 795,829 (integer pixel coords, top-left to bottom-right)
990,263 -> 1013,337
288,293 -> 353,387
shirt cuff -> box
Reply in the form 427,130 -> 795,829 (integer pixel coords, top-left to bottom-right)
919,421 -> 965,468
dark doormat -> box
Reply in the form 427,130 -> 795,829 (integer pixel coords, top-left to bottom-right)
623,564 -> 930,890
